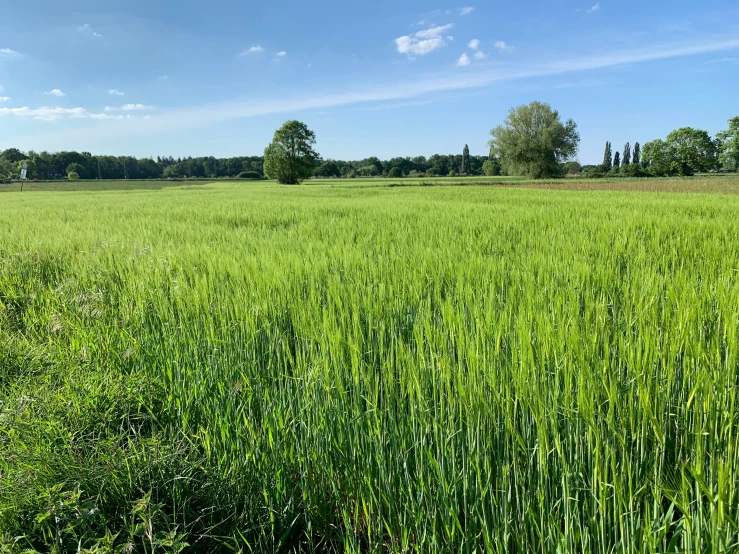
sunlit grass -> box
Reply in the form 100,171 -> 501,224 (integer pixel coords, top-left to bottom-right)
1,183 -> 738,552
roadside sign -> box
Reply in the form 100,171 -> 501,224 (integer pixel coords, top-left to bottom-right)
22,162 -> 28,170
20,169 -> 27,180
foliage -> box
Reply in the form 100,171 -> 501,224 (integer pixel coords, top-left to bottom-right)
490,101 -> 580,178
622,142 -> 631,165
448,170 -> 457,177
717,116 -> 739,171
643,128 -> 717,176
2,183 -> 739,552
482,159 -> 501,176
388,167 -> 403,178
67,171 -> 80,180
563,161 -> 582,175
613,151 -> 621,169
461,144 -> 470,175
603,141 -> 613,170
263,121 -> 320,185
237,171 -> 263,179
66,162 -> 87,180
0,158 -> 15,179
315,160 -> 341,178
633,142 -> 641,166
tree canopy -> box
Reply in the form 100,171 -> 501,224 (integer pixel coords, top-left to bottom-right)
489,102 -> 580,179
264,120 -> 320,185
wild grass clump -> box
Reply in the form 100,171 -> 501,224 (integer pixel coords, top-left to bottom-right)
1,183 -> 738,552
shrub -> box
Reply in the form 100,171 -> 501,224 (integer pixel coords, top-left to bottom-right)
388,167 -> 403,178
448,170 -> 457,177
237,171 -> 262,180
68,172 -> 80,181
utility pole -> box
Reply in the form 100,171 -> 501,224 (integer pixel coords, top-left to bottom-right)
97,158 -> 102,180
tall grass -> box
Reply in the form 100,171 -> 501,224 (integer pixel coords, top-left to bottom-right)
1,183 -> 738,552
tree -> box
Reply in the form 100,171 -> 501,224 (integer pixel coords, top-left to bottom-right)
633,142 -> 641,166
264,120 -> 319,184
622,142 -> 631,165
0,148 -> 26,164
642,140 -> 676,176
666,127 -> 717,174
66,162 -> 87,179
388,167 -> 403,178
489,102 -> 579,178
482,159 -> 501,176
717,116 -> 739,171
613,151 -> 621,169
68,172 -> 80,181
602,142 -> 612,170
461,144 -> 470,175
315,160 -> 340,178
563,161 -> 582,175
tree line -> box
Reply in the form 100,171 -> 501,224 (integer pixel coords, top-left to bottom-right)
1,107 -> 737,182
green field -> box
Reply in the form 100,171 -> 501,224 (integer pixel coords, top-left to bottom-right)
2,181 -> 739,552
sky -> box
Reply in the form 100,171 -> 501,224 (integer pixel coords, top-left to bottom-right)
1,0 -> 738,164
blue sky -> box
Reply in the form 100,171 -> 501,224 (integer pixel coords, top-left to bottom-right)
1,0 -> 738,163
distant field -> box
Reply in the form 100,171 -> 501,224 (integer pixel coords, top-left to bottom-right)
2,181 -> 738,552
3,173 -> 738,194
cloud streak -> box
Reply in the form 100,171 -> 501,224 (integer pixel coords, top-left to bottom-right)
241,45 -> 264,55
45,89 -> 66,97
587,3 -> 600,14
4,36 -> 739,145
108,89 -> 125,96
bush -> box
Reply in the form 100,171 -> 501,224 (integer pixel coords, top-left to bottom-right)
388,167 -> 403,178
448,170 -> 457,177
237,171 -> 262,180
68,172 -> 80,181
425,169 -> 435,177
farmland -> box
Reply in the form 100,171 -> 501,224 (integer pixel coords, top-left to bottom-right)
1,180 -> 739,552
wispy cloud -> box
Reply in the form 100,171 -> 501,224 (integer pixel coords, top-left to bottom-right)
460,7 -> 474,15
494,41 -> 514,53
468,39 -> 480,50
0,48 -> 21,62
158,75 -> 169,80
0,106 -> 87,121
706,57 -> 739,64
107,89 -> 125,96
105,104 -> 155,112
5,36 -> 739,145
396,24 -> 454,56
274,51 -> 287,62
77,23 -> 103,38
456,53 -> 471,67
473,50 -> 487,60
0,96 -> 10,102
45,89 -> 66,97
587,3 -> 600,14
241,45 -> 264,56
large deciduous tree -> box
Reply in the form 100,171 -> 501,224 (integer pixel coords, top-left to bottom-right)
489,102 -> 579,179
264,120 -> 319,184
666,127 -> 717,174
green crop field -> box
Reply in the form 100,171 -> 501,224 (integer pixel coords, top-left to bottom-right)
1,181 -> 739,553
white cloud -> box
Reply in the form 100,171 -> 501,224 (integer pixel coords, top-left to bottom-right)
77,24 -> 103,38
107,89 -> 125,96
468,39 -> 480,50
0,96 -> 10,102
494,41 -> 514,53
158,75 -> 169,80
93,32 -> 103,38
275,51 -> 287,57
456,53 -> 471,67
241,45 -> 264,55
396,24 -> 454,56
0,48 -> 21,61
105,104 -> 154,112
45,89 -> 66,97
460,7 -> 474,15
587,3 -> 600,14
473,50 -> 487,60
78,23 -> 91,31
